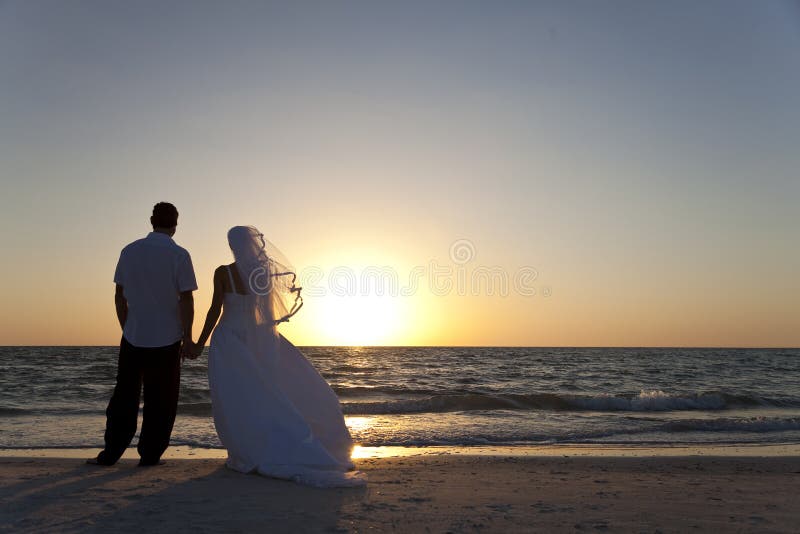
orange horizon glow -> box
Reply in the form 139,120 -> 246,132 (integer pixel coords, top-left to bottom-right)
1,241 -> 797,348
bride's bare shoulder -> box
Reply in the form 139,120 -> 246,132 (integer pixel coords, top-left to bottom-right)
213,265 -> 230,279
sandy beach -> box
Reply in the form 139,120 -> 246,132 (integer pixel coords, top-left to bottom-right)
2,445 -> 799,533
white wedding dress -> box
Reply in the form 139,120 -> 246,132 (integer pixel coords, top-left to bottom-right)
208,264 -> 365,487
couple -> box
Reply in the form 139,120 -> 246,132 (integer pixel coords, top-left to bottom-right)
89,202 -> 365,487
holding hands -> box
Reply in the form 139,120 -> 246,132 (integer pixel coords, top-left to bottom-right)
181,339 -> 204,360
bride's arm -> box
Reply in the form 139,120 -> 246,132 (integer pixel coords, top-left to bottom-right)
194,266 -> 225,352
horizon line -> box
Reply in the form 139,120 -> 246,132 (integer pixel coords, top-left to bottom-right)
2,344 -> 797,350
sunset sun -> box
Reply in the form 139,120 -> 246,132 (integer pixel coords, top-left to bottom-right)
311,294 -> 408,346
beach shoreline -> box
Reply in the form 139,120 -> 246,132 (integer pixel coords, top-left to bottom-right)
2,441 -> 800,459
3,444 -> 799,532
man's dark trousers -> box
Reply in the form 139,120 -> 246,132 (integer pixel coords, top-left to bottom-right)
97,336 -> 181,465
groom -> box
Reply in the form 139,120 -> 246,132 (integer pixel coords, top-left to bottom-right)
89,202 -> 197,466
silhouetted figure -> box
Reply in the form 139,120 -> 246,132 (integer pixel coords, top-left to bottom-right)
187,226 -> 365,486
89,202 -> 197,466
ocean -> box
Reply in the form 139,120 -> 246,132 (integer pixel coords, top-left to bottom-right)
2,346 -> 799,450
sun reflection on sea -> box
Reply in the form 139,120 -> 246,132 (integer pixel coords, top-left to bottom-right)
346,416 -> 373,434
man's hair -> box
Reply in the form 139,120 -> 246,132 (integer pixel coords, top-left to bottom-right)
151,202 -> 179,228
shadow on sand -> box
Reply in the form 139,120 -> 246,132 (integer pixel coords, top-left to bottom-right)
86,462 -> 367,533
3,459 -> 368,533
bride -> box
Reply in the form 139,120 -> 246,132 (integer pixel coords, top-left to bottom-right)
191,226 -> 365,487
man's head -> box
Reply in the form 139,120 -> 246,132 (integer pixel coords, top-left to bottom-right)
151,202 -> 179,236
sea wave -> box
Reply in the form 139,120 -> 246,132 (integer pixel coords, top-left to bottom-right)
2,412 -> 798,449
331,385 -> 449,397
1,390 -> 796,418
0,407 -> 30,416
660,416 -> 800,434
347,416 -> 800,447
341,390 -> 793,415
177,402 -> 213,416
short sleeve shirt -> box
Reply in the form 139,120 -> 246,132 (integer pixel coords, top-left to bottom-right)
114,232 -> 198,347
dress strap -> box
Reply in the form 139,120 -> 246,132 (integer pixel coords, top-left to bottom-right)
227,265 -> 237,293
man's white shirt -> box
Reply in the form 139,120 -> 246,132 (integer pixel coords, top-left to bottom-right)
114,232 -> 197,347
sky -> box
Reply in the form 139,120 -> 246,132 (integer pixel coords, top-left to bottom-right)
1,0 -> 798,346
